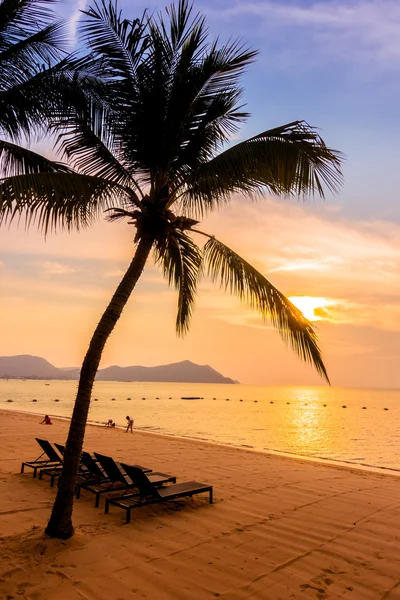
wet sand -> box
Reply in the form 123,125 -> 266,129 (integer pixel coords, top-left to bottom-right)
1,408 -> 400,599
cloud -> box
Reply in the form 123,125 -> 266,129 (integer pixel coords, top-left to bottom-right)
213,0 -> 400,68
41,261 -> 77,275
104,269 -> 125,278
198,198 -> 400,332
67,0 -> 87,47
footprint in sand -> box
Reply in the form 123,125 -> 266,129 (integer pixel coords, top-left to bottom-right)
299,583 -> 326,595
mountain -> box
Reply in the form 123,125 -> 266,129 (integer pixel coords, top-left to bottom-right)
0,355 -> 64,379
95,360 -> 235,383
0,355 -> 236,384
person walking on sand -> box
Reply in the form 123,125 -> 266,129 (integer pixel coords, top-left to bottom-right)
126,415 -> 134,433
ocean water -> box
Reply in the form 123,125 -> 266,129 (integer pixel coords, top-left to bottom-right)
1,380 -> 400,472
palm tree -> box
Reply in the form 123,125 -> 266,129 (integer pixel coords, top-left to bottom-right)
0,0 -> 69,175
0,0 -> 343,539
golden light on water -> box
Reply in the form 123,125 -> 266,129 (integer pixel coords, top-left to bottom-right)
289,296 -> 333,321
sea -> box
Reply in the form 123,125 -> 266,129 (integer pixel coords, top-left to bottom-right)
1,380 -> 400,473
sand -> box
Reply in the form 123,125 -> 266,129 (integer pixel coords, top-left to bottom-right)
1,409 -> 400,600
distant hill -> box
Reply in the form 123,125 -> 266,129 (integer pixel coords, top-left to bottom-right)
0,355 -> 64,380
0,355 -> 237,384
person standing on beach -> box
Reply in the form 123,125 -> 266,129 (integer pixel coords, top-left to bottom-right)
126,416 -> 134,433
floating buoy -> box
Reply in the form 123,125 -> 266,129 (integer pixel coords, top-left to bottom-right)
342,405 -> 347,408
169,397 -> 172,399
32,399 -> 37,402
213,397 -> 216,400
127,397 -> 131,400
270,401 -> 274,404
254,400 -> 258,403
7,399 -> 13,402
240,399 -> 243,402
384,408 -> 389,411
94,398 -> 98,401
142,397 -> 146,400
225,398 -> 230,401
362,406 -> 366,409
156,397 -> 159,399
323,404 -> 327,407
304,403 -> 308,406
286,402 -> 290,405
112,398 -> 116,401
54,399 -> 60,402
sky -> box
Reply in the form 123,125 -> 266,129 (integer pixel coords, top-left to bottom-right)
1,0 -> 400,388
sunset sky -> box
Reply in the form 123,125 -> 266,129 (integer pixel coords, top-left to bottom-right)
1,0 -> 400,388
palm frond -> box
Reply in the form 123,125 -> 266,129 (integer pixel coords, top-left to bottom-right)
0,21 -> 66,76
181,121 -> 343,217
54,86 -> 139,192
137,5 -> 256,176
0,171 -> 129,233
165,0 -> 199,51
201,233 -> 329,383
154,229 -> 202,334
0,139 -> 72,176
0,66 -> 59,136
0,0 -> 57,37
80,0 -> 148,80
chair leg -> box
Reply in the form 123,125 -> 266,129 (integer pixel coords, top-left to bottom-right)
33,467 -> 38,478
21,463 -> 25,474
76,485 -> 81,499
39,470 -> 43,480
126,508 -> 131,525
50,475 -> 55,487
209,489 -> 213,504
105,500 -> 109,515
95,492 -> 100,508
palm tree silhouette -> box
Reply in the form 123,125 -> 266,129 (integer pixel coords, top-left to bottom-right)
0,0 -> 343,538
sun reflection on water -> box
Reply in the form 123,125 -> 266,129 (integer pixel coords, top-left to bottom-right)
283,388 -> 331,455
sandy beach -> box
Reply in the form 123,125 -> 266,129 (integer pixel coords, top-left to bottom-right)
1,409 -> 400,599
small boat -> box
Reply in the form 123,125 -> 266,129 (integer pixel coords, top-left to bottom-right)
181,396 -> 202,400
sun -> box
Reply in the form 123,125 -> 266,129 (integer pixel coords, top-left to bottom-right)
288,296 -> 332,321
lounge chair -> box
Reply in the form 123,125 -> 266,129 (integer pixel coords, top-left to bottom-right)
96,453 -> 176,493
105,463 -> 213,523
37,442 -> 67,486
21,439 -> 62,478
39,448 -> 107,487
54,443 -> 65,455
77,453 -> 174,508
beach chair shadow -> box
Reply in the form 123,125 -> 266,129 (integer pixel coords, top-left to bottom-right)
105,463 -> 213,524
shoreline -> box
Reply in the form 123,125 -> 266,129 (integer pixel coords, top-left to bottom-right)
2,406 -> 400,480
2,409 -> 400,598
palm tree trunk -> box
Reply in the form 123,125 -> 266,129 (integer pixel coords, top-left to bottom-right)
45,234 -> 154,539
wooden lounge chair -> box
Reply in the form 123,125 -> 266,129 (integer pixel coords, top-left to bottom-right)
105,464 -> 213,524
21,439 -> 62,478
77,453 -> 174,508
